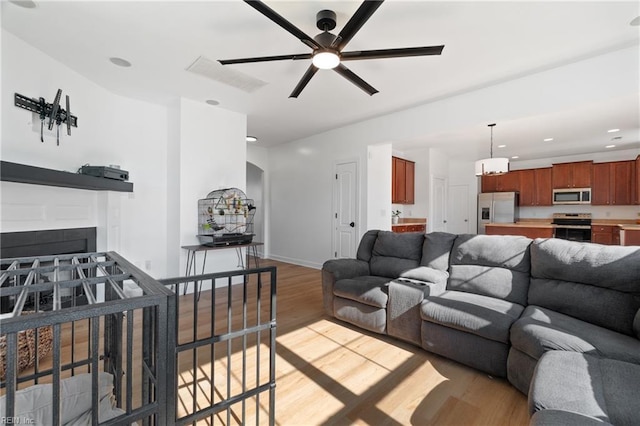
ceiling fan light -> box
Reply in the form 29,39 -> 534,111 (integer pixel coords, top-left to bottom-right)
312,51 -> 340,69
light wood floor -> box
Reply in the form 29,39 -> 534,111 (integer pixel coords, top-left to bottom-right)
8,258 -> 529,425
202,258 -> 530,426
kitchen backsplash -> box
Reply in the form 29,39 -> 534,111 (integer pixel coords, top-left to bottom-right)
520,205 -> 639,220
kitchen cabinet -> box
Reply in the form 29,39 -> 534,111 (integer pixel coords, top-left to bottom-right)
392,224 -> 426,233
485,225 -> 553,239
392,156 -> 415,204
591,225 -> 620,245
481,174 -> 498,192
480,171 -> 520,193
592,161 -> 634,206
519,168 -> 552,206
552,161 -> 592,189
621,227 -> 640,246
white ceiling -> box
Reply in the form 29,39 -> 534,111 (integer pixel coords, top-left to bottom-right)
2,0 -> 640,162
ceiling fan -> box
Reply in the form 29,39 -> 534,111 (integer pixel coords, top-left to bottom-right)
218,0 -> 444,98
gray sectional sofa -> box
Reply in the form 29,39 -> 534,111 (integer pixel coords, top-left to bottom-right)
322,230 -> 640,425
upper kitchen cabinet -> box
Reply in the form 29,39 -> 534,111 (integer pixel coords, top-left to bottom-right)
552,161 -> 592,188
480,170 -> 520,193
519,168 -> 552,206
592,160 -> 635,206
392,156 -> 415,204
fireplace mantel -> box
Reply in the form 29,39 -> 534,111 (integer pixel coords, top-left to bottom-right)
0,161 -> 133,192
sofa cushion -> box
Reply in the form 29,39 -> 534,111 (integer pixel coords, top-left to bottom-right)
530,239 -> 640,335
531,238 -> 640,292
334,276 -> 390,308
420,232 -> 457,271
530,410 -> 613,426
370,231 -> 424,278
421,290 -> 524,343
528,278 -> 640,336
511,305 -> 640,365
334,298 -> 386,334
529,351 -> 640,426
356,230 -> 379,262
0,372 -> 114,425
448,234 -> 532,305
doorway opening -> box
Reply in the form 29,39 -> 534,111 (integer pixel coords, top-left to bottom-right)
246,162 -> 265,257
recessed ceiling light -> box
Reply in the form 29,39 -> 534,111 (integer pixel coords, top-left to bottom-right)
605,145 -> 616,149
497,144 -> 506,148
607,128 -> 620,133
205,99 -> 219,106
631,16 -> 640,26
543,138 -> 554,142
511,156 -> 519,159
109,57 -> 132,67
9,0 -> 37,8
246,136 -> 258,143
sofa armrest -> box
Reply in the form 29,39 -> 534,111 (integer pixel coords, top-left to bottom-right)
322,259 -> 370,281
387,277 -> 446,345
634,308 -> 640,340
321,259 -> 370,316
399,266 -> 449,296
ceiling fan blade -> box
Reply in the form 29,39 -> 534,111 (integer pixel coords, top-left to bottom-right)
333,64 -> 378,96
289,64 -> 319,98
332,1 -> 384,51
219,53 -> 312,65
244,0 -> 321,50
341,45 -> 444,61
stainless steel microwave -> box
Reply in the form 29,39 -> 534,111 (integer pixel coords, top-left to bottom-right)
552,188 -> 591,205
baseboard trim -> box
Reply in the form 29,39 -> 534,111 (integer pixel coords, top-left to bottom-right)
267,254 -> 322,270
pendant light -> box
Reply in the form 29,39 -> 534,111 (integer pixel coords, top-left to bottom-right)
475,123 -> 509,176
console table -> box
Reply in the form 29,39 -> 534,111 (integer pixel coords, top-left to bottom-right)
181,241 -> 264,298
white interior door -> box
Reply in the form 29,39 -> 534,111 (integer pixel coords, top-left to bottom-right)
449,184 -> 470,234
333,161 -> 358,258
431,176 -> 447,232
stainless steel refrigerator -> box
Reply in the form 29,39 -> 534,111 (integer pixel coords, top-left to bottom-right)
477,192 -> 519,234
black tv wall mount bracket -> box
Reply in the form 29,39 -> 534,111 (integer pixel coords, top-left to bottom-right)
14,89 -> 78,145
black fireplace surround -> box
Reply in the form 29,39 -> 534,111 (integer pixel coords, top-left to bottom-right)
0,227 -> 97,259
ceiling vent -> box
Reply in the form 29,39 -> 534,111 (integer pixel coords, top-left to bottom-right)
186,56 -> 268,93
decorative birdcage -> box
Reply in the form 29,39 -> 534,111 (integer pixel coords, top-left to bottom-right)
197,188 -> 255,246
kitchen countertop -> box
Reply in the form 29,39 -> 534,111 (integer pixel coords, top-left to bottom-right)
618,224 -> 640,230
392,222 -> 427,227
486,219 -> 640,229
485,222 -> 554,228
392,218 -> 426,227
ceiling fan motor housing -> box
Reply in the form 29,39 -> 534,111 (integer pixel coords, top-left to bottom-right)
316,10 -> 337,31
314,31 -> 338,48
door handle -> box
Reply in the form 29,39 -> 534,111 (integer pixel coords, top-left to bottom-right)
349,222 -> 355,228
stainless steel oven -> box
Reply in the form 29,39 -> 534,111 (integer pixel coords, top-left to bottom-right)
552,213 -> 592,242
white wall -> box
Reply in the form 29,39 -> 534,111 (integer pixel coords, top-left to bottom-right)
1,30 -> 169,277
2,30 -> 250,280
268,130 -> 372,269
267,46 -> 638,266
367,144 -> 393,231
177,98 -> 247,279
